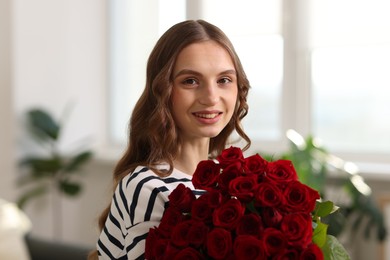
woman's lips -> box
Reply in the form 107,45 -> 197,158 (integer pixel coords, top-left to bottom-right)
192,111 -> 222,124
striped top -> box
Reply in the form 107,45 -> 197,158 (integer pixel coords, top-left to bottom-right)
97,165 -> 199,259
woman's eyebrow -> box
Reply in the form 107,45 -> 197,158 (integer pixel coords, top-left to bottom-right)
174,69 -> 236,79
218,69 -> 237,76
174,69 -> 202,79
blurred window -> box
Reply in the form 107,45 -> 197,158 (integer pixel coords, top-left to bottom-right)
109,0 -> 390,165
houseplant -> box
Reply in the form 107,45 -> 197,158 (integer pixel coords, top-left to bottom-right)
260,130 -> 387,244
17,108 -> 93,237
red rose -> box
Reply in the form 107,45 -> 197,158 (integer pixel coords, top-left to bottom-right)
283,181 -> 320,213
233,235 -> 266,259
168,183 -> 196,213
261,207 -> 283,228
158,207 -> 185,237
171,219 -> 209,249
244,154 -> 268,176
255,182 -> 284,208
206,228 -> 232,259
173,247 -> 205,260
153,239 -> 169,258
216,146 -> 245,168
273,248 -> 300,259
262,228 -> 287,256
265,160 -> 298,184
199,190 -> 223,208
235,213 -> 264,238
153,239 -> 179,260
192,160 -> 221,190
281,213 -> 312,248
300,243 -> 324,260
217,162 -> 242,192
145,228 -> 159,259
171,220 -> 192,247
228,175 -> 258,202
191,198 -> 213,223
187,220 -> 209,247
213,198 -> 245,229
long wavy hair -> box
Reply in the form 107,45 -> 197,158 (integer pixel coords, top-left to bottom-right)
89,19 -> 251,259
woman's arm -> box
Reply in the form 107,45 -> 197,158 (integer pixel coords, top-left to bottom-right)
97,167 -> 172,259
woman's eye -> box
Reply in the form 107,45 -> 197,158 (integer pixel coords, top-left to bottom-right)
182,78 -> 198,86
218,77 -> 232,84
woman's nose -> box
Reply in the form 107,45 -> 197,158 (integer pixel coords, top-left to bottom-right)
198,82 -> 220,105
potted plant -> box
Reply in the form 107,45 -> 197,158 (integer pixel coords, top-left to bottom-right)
260,130 -> 387,251
17,108 -> 93,238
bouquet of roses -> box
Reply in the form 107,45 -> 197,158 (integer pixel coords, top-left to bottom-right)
145,147 -> 349,259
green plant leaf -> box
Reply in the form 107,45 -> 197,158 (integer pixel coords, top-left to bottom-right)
344,178 -> 388,242
20,157 -> 62,177
17,185 -> 48,209
351,212 -> 364,232
313,221 -> 328,247
59,180 -> 82,196
28,109 -> 60,140
246,200 -> 259,214
377,221 -> 388,241
321,235 -> 350,260
315,201 -> 338,218
63,151 -> 93,173
323,210 -> 347,237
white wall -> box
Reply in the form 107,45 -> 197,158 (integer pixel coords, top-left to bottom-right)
0,0 -> 17,203
0,0 -> 113,247
13,0 -> 108,150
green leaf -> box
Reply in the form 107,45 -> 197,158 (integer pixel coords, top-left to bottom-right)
20,157 -> 62,177
63,151 -> 93,173
59,180 -> 82,196
246,200 -> 259,214
321,235 -> 350,260
313,221 -> 328,247
324,210 -> 346,237
351,212 -> 364,232
28,109 -> 60,140
315,201 -> 338,218
17,185 -> 48,209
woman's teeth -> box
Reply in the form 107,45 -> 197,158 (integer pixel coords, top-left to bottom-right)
195,113 -> 219,119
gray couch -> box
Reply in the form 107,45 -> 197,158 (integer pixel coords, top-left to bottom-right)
25,235 -> 93,260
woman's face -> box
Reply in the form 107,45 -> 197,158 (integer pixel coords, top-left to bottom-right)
171,40 -> 238,143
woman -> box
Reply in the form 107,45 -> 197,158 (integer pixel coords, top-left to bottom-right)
91,19 -> 251,259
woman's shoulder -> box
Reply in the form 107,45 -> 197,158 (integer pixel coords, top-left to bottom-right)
121,165 -> 194,190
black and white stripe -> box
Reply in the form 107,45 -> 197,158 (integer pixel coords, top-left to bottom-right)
97,166 -> 197,259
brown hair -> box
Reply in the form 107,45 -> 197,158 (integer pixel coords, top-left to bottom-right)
89,19 -> 250,259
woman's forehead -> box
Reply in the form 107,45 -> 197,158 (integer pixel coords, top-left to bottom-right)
173,41 -> 235,76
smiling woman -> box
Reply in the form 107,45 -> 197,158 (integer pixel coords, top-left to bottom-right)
90,20 -> 251,260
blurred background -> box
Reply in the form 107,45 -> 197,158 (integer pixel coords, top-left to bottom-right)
1,0 -> 389,259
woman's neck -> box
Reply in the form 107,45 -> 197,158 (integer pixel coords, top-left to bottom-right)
173,140 -> 209,176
